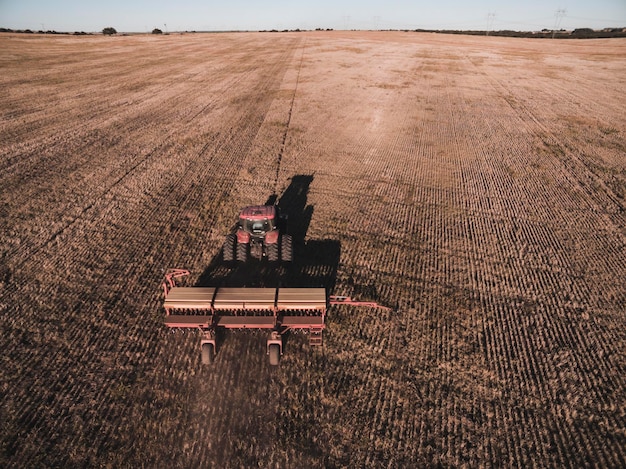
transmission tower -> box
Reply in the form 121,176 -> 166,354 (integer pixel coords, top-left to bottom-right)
486,12 -> 496,36
552,9 -> 566,38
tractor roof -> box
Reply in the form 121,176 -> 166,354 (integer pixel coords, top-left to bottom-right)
239,205 -> 276,220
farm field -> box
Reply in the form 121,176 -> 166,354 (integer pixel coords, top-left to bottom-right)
1,30 -> 625,467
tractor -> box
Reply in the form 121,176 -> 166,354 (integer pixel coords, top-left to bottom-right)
222,205 -> 292,262
162,204 -> 391,366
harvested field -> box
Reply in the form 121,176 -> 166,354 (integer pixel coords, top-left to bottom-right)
1,30 -> 625,467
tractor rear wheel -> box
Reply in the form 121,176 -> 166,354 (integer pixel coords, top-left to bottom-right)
201,343 -> 214,365
236,242 -> 248,262
223,234 -> 235,262
268,344 -> 280,366
280,235 -> 293,262
267,243 -> 279,262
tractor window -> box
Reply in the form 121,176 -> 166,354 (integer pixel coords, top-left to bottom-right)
252,221 -> 267,232
241,218 -> 274,233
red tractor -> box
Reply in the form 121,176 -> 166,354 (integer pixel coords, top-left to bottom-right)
222,205 -> 293,263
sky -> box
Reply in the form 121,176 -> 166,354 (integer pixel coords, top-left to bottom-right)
1,0 -> 625,33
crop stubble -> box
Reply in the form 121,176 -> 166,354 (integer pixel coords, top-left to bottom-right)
0,31 -> 625,467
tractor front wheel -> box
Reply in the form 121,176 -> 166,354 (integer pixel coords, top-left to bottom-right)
236,242 -> 248,262
267,243 -> 279,262
280,235 -> 293,262
223,234 -> 235,262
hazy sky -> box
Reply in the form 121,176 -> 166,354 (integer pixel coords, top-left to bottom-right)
1,0 -> 625,32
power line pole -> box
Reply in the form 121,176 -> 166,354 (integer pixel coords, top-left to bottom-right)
552,9 -> 566,38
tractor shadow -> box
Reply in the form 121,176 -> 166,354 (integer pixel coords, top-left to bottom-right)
197,175 -> 340,292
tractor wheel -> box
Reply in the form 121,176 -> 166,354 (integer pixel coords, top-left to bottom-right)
236,242 -> 248,262
223,234 -> 235,262
201,343 -> 214,365
267,243 -> 279,262
280,235 -> 293,262
268,344 -> 280,366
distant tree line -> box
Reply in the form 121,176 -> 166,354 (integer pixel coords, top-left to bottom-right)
1,26 -> 625,39
259,26 -> 626,39
411,27 -> 626,39
0,27 -> 91,35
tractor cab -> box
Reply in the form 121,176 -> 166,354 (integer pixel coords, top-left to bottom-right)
223,205 -> 290,262
238,205 -> 277,237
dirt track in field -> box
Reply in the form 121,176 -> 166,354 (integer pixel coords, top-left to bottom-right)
1,31 -> 625,467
